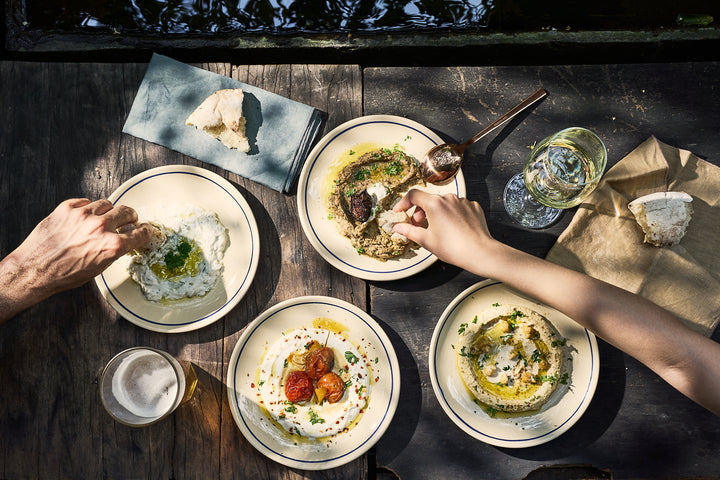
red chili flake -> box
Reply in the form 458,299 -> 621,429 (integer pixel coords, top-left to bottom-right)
375,377 -> 379,382
250,382 -> 255,388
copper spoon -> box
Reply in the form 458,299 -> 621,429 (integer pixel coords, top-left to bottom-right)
420,88 -> 549,184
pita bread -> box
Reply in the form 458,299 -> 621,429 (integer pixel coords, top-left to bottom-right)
186,89 -> 250,152
628,191 -> 693,247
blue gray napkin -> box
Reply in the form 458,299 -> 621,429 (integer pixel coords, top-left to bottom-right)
123,53 -> 326,193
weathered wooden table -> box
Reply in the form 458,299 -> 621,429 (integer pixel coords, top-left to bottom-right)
0,61 -> 366,479
365,63 -> 720,480
1,60 -> 720,480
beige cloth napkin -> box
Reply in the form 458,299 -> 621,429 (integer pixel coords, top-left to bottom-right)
546,136 -> 720,336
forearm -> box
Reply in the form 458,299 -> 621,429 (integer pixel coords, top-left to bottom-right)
0,250 -> 52,324
475,240 -> 720,415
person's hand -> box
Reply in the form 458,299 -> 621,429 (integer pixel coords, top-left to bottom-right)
5,198 -> 153,298
392,190 -> 503,274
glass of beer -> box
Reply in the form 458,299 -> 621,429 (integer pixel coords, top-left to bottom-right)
100,347 -> 197,427
503,127 -> 607,228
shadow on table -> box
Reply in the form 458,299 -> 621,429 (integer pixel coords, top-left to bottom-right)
210,177 -> 280,339
369,314 -> 423,461
498,339 -> 626,460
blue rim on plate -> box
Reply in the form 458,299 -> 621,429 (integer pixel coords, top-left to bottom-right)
429,280 -> 599,448
226,296 -> 401,470
297,115 -> 466,281
95,165 -> 260,333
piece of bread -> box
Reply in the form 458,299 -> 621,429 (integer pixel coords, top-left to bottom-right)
628,191 -> 693,247
186,89 -> 250,152
377,210 -> 411,243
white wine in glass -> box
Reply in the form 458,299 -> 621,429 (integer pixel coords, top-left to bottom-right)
504,127 -> 606,228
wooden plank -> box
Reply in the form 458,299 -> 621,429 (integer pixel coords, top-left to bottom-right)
217,63 -> 367,480
0,61 -> 365,479
363,63 -> 720,480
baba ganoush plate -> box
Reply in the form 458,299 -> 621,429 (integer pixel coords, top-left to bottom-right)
227,296 -> 400,470
297,115 -> 466,281
429,280 -> 599,448
95,165 -> 260,333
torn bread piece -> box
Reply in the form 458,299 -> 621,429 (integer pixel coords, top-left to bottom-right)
186,89 -> 250,152
628,191 -> 693,247
377,210 -> 412,244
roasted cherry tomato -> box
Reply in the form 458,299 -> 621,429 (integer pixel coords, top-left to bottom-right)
316,372 -> 345,403
284,370 -> 314,403
305,347 -> 335,380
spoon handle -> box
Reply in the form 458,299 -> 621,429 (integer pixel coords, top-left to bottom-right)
463,88 -> 549,148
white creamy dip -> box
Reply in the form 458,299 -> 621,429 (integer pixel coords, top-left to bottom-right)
128,204 -> 229,302
258,327 -> 370,438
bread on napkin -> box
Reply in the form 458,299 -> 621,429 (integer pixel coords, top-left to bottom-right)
545,137 -> 720,336
186,89 -> 250,152
628,191 -> 693,247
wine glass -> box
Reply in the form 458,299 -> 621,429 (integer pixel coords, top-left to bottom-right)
503,127 -> 607,229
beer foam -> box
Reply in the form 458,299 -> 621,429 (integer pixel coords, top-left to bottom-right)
112,350 -> 179,418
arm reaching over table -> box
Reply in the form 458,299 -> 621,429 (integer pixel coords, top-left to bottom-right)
393,189 -> 720,417
0,199 -> 154,324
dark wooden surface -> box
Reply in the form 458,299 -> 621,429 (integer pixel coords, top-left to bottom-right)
364,63 -> 720,480
0,61 -> 365,479
2,59 -> 720,480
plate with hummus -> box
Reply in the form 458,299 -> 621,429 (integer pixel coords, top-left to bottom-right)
429,280 -> 599,448
227,296 -> 400,470
95,165 -> 260,333
297,115 -> 466,281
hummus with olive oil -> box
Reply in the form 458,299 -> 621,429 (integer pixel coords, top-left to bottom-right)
456,304 -> 565,413
327,146 -> 424,260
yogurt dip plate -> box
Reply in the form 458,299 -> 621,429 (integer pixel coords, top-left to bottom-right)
227,296 -> 400,470
95,165 -> 260,333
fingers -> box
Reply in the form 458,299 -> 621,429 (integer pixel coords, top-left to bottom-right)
115,222 -> 154,253
392,221 -> 427,245
86,199 -> 114,216
393,188 -> 432,212
101,204 -> 139,230
63,198 -> 92,209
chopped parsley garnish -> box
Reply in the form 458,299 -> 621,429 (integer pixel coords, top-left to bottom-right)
551,338 -> 568,348
163,241 -> 192,271
284,401 -> 297,413
384,160 -> 403,175
530,350 -> 545,363
458,322 -> 468,334
458,346 -> 477,358
345,351 -> 359,364
355,167 -> 371,181
308,409 -> 325,425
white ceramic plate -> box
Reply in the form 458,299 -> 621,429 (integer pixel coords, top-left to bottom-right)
227,296 -> 400,470
429,280 -> 599,448
95,165 -> 260,333
297,115 -> 466,281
